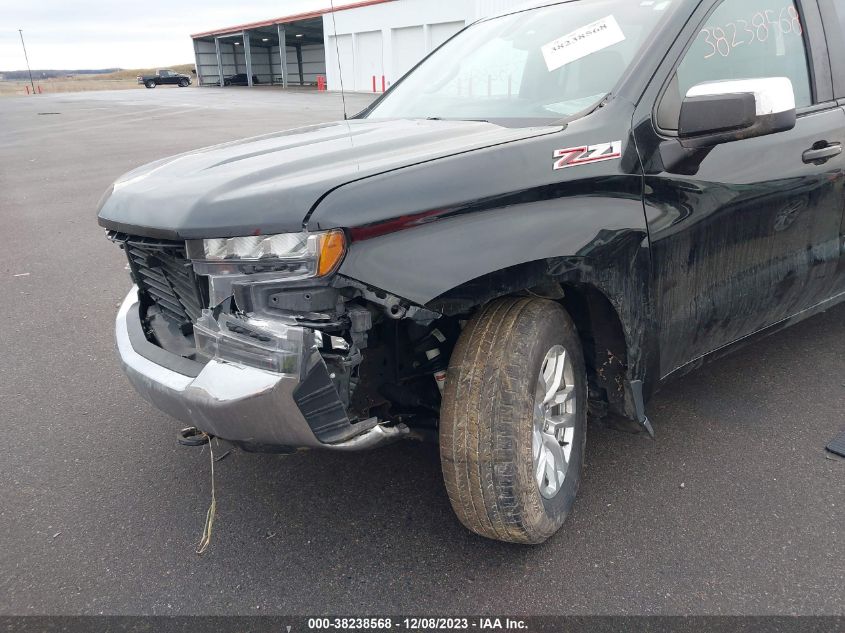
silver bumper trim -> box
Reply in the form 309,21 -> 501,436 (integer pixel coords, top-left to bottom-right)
115,287 -> 406,450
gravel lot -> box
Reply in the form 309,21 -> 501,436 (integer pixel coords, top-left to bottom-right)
1,88 -> 843,616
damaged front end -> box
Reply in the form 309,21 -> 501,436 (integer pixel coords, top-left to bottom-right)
109,230 -> 454,452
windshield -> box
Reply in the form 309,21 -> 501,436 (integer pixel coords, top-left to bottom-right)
365,0 -> 675,124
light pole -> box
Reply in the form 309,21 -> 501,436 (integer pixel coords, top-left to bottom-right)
18,29 -> 36,94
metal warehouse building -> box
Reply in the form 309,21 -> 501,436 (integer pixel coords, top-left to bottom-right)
191,0 -> 525,91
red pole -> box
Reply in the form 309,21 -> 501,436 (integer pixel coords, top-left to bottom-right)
25,85 -> 30,95
382,75 -> 386,92
372,75 -> 376,93
37,85 -> 42,94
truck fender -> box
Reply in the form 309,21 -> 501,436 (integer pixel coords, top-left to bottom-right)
335,200 -> 659,418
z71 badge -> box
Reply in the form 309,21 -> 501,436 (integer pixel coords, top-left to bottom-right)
553,141 -> 622,170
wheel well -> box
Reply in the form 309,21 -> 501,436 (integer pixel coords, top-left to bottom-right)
375,271 -> 632,422
559,283 -> 629,418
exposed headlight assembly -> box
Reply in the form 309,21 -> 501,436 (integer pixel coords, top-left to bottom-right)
186,230 -> 346,278
193,309 -> 312,374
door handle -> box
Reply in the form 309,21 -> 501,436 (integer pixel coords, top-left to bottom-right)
803,143 -> 842,164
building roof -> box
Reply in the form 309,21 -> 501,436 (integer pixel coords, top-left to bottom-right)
190,0 -> 395,38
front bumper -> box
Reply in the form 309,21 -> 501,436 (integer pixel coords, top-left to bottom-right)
115,287 -> 406,450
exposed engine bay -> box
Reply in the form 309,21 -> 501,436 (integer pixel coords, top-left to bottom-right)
109,231 -> 465,448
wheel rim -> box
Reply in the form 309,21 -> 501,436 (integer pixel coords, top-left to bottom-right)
532,345 -> 577,499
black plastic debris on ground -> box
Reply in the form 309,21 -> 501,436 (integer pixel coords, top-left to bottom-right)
826,429 -> 845,458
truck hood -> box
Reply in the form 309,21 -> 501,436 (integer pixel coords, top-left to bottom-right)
97,119 -> 559,239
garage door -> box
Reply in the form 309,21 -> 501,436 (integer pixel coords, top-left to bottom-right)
429,21 -> 465,50
391,26 -> 425,82
328,35 -> 355,91
356,30 -> 384,92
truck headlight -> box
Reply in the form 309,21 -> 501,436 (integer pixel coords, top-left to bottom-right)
186,230 -> 346,278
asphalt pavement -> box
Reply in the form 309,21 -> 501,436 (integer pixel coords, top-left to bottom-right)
0,87 -> 843,616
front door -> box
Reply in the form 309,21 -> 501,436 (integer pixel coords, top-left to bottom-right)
634,0 -> 845,377
818,0 -> 845,280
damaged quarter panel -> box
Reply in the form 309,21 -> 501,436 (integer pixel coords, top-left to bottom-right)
310,103 -> 658,400
310,108 -> 647,309
311,111 -> 643,305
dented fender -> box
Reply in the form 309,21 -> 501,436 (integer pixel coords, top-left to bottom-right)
307,104 -> 661,411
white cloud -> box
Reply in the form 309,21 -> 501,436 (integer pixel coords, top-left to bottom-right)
0,0 -> 335,69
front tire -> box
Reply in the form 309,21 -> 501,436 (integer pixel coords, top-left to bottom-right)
145,80 -> 156,89
179,79 -> 189,87
440,297 -> 587,544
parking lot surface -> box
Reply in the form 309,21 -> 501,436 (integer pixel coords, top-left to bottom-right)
1,88 -> 843,616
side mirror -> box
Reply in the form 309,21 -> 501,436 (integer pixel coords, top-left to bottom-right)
678,77 -> 797,149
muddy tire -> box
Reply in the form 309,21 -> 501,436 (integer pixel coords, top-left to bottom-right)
179,79 -> 189,87
145,80 -> 156,89
440,297 -> 587,544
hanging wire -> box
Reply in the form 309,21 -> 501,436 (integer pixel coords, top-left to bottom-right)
195,434 -> 217,555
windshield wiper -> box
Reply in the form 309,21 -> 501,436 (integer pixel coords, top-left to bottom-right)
425,117 -> 489,123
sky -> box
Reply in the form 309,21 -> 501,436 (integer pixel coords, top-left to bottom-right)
0,0 -> 337,70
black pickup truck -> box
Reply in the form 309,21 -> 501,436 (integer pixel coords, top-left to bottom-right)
138,69 -> 192,89
224,73 -> 260,86
99,0 -> 845,544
